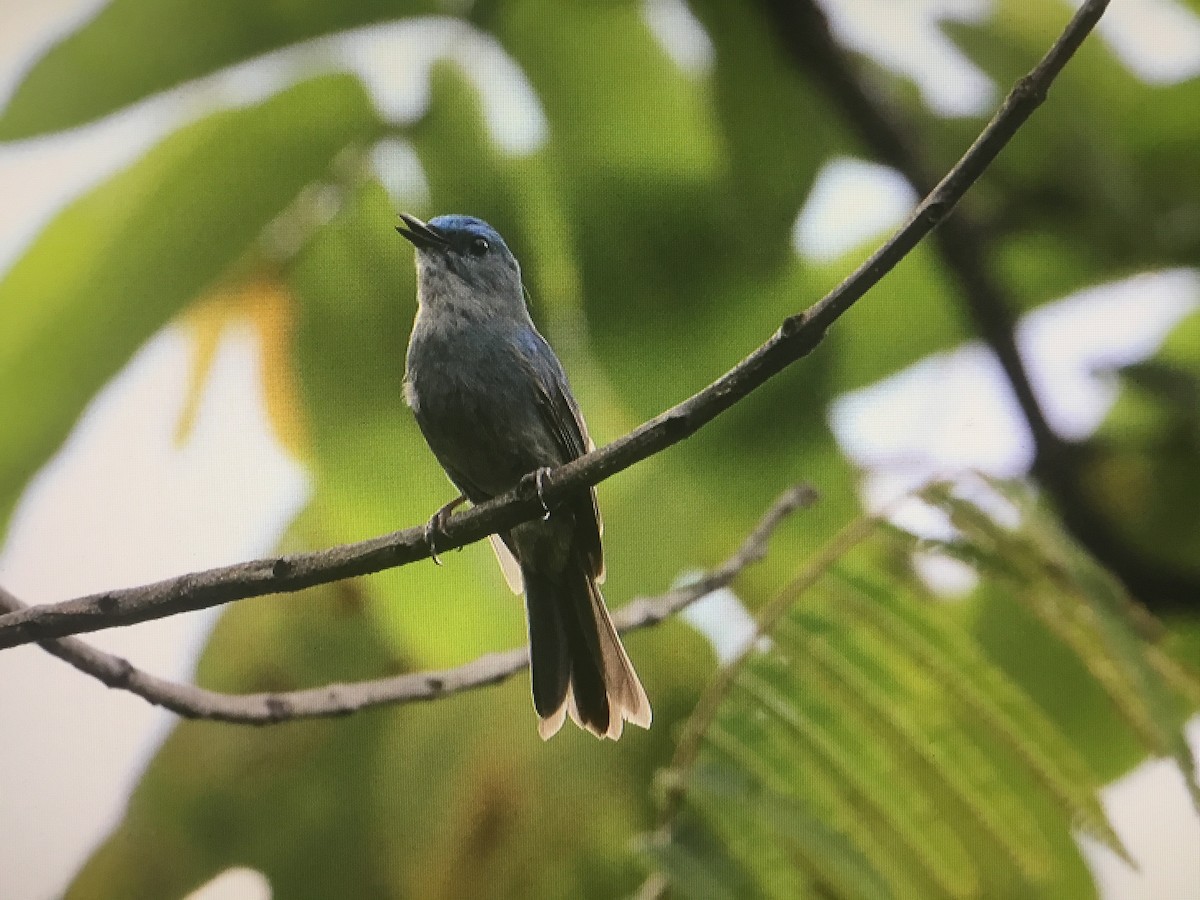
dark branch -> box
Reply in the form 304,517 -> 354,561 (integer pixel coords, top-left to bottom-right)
0,487 -> 815,724
763,0 -> 1198,613
0,0 -> 1109,650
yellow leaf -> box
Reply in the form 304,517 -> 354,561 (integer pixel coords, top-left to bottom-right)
176,278 -> 307,459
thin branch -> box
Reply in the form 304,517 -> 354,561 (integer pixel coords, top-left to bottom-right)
764,0 -> 1198,613
759,0 -> 1063,450
0,0 -> 1108,651
0,487 -> 815,725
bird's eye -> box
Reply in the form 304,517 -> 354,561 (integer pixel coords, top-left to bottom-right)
469,237 -> 490,257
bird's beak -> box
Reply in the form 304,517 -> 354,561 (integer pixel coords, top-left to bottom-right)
396,213 -> 449,251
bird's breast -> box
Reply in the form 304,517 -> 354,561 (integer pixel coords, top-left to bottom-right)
405,317 -> 557,499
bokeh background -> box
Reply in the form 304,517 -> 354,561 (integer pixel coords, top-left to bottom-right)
1,1 -> 1199,898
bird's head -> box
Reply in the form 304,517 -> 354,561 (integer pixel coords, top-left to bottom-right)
396,213 -> 523,309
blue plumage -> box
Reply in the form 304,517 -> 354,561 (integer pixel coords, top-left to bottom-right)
397,213 -> 651,740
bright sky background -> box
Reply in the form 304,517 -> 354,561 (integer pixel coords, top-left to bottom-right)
1,2 -> 1200,899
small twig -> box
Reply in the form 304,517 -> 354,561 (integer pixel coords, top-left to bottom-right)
0,487 -> 815,725
0,0 -> 1107,651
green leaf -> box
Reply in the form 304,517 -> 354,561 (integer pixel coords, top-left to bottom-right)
772,611 -> 1063,880
941,484 -> 1200,810
828,568 -> 1129,862
0,74 -> 380,535
0,0 -> 437,140
654,484 -> 1199,899
729,665 -> 980,898
687,764 -> 895,900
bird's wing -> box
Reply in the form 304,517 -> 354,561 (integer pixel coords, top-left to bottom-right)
515,328 -> 606,583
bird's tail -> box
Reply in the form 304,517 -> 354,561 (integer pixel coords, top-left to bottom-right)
523,556 -> 652,741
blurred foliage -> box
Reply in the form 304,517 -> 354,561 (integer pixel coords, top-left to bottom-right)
0,74 -> 381,535
66,547 -> 718,900
939,0 -> 1200,291
650,485 -> 1200,900
1,0 -> 1199,897
1086,309 -> 1200,579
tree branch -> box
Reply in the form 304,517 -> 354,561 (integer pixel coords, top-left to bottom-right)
0,0 -> 1109,651
0,487 -> 814,724
762,0 -> 1198,613
759,0 -> 1063,449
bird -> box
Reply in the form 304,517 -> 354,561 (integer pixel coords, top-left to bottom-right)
396,212 -> 652,741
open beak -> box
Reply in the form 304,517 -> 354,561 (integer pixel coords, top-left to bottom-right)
396,213 -> 449,251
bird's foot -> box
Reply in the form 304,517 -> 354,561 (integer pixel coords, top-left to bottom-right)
425,495 -> 467,566
534,467 -> 553,521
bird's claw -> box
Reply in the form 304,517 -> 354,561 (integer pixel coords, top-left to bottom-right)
425,495 -> 467,566
425,518 -> 444,566
534,467 -> 553,521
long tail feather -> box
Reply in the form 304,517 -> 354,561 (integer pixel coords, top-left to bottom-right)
588,577 -> 652,738
524,553 -> 651,741
525,571 -> 570,723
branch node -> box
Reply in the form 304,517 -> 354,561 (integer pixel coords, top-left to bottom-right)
778,312 -> 807,339
265,696 -> 294,721
661,408 -> 692,440
1011,72 -> 1048,108
109,656 -> 134,687
919,195 -> 951,225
